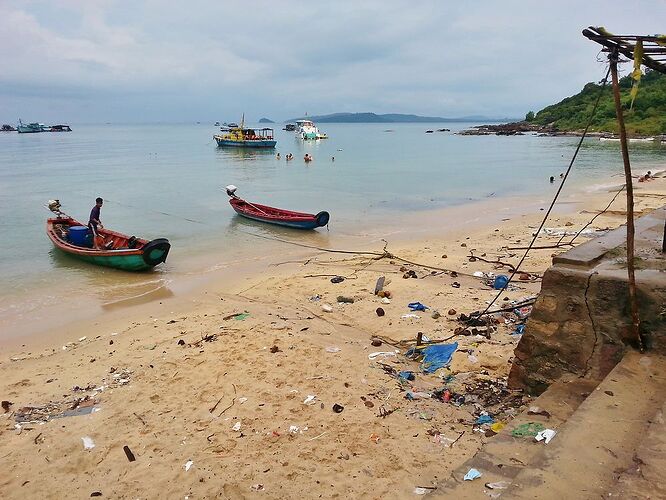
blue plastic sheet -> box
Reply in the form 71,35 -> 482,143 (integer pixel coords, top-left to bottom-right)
418,342 -> 458,373
475,414 -> 494,425
464,468 -> 482,481
493,275 -> 509,290
408,302 -> 429,311
512,324 -> 526,335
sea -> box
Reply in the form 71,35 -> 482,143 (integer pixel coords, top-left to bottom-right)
1,122 -> 664,338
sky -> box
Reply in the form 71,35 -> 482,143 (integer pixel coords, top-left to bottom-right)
1,0 -> 664,124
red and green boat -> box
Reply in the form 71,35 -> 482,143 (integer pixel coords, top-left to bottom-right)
47,216 -> 171,271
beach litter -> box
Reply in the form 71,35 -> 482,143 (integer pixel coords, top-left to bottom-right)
464,468 -> 482,481
330,276 -> 345,283
369,433 -> 380,443
535,429 -> 557,444
374,276 -> 385,295
475,414 -> 494,425
251,484 -> 265,491
398,371 -> 415,381
408,302 -> 429,311
512,422 -> 545,438
401,313 -> 421,320
512,324 -> 526,335
289,425 -> 300,434
81,436 -> 95,450
184,460 -> 194,471
232,421 -> 241,431
413,487 -> 428,495
485,481 -> 510,490
223,312 -> 250,321
123,445 -> 136,462
303,395 -> 317,405
381,297 -> 391,304
325,346 -> 341,353
368,351 -> 397,360
332,403 -> 344,413
493,275 -> 509,290
2,400 -> 13,412
406,342 -> 458,373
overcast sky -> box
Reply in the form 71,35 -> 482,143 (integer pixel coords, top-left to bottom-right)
1,1 -> 664,123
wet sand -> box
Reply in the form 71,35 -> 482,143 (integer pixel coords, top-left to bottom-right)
1,175 -> 665,499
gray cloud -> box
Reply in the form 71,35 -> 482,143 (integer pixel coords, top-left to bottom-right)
1,0 -> 664,123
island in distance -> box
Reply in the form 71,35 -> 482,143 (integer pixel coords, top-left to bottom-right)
284,112 -> 517,123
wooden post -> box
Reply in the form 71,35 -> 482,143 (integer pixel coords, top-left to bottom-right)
609,49 -> 643,352
663,218 -> 666,253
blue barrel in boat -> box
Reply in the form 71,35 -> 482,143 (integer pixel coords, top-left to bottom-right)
68,225 -> 90,246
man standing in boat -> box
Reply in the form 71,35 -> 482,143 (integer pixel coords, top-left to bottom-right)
89,197 -> 104,248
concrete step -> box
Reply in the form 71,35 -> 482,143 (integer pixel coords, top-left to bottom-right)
608,399 -> 666,499
429,376 -> 599,498
506,351 -> 666,499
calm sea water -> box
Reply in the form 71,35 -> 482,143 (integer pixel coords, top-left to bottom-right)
0,122 -> 664,331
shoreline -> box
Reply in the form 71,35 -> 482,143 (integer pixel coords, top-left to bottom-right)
1,169 -> 655,354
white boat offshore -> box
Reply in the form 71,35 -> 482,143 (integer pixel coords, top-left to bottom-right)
295,119 -> 327,140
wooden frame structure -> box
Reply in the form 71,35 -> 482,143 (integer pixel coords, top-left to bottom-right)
583,27 -> 666,351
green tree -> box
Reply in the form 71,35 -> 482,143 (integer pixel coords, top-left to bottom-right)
525,111 -> 535,122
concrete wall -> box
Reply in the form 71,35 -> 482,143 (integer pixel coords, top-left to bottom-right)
509,207 -> 666,395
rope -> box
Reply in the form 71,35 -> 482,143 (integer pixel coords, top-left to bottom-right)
475,65 -> 613,318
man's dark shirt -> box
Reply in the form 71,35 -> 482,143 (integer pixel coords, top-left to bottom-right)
89,205 -> 101,227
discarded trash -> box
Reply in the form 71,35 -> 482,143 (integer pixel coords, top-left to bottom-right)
408,302 -> 429,311
464,468 -> 482,481
475,414 -> 494,425
473,271 -> 485,278
232,421 -> 241,431
485,481 -> 510,490
369,433 -> 380,443
330,276 -> 345,283
490,422 -> 506,433
369,351 -> 397,360
452,281 -> 461,288
123,445 -> 136,462
309,295 -> 321,302
321,303 -> 333,313
376,307 -> 385,317
224,312 -> 250,321
303,395 -> 317,405
238,397 -> 248,404
527,406 -> 551,418
512,324 -> 526,335
518,273 -> 531,281
493,275 -> 509,290
325,346 -> 341,353
405,391 -> 432,400
289,425 -> 300,434
251,484 -> 264,491
177,339 -> 186,346
406,342 -> 458,373
413,487 -> 428,495
81,436 -> 95,450
184,460 -> 193,471
401,313 -> 421,319
332,403 -> 344,413
403,270 -> 417,279
398,371 -> 415,382
535,429 -> 557,444
374,276 -> 385,295
337,295 -> 354,303
381,297 -> 391,304
512,422 -> 545,438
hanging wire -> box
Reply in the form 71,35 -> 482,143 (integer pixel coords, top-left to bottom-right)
474,65 -> 613,319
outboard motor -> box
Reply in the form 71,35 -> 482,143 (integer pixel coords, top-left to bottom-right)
226,185 -> 238,198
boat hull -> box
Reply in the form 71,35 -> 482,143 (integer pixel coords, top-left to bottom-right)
214,138 -> 276,148
229,197 -> 329,230
47,217 -> 170,271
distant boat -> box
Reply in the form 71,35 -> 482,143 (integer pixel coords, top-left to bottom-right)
283,124 -> 296,131
214,121 -> 220,126
295,119 -> 328,140
17,119 -> 47,133
1,124 -> 16,132
48,124 -> 72,132
213,117 -> 276,148
227,122 -> 239,128
225,186 -> 329,230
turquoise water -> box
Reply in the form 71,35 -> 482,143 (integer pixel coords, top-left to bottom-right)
0,123 -> 664,328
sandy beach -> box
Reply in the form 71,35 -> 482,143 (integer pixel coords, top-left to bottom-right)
1,175 -> 665,499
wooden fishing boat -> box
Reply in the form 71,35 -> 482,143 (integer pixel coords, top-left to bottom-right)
46,210 -> 170,271
213,116 -> 276,148
225,186 -> 329,230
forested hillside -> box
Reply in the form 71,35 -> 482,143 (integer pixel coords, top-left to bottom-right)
529,70 -> 666,135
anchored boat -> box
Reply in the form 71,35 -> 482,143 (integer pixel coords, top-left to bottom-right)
17,119 -> 47,133
225,186 -> 329,230
214,117 -> 276,148
46,201 -> 170,271
295,119 -> 327,140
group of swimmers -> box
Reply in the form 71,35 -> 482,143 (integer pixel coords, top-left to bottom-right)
276,152 -> 311,162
